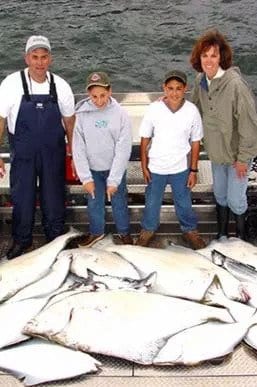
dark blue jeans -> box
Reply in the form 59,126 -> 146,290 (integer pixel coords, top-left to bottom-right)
141,170 -> 198,232
87,170 -> 130,235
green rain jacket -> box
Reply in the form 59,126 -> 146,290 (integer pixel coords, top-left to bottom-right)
191,67 -> 257,164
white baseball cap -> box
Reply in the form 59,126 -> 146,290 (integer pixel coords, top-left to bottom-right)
25,35 -> 51,53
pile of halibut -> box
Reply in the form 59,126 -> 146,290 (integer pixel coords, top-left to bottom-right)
1,228 -> 257,385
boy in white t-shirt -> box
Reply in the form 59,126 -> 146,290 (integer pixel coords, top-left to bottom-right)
136,70 -> 206,250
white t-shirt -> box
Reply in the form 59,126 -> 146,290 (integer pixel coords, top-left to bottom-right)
139,99 -> 203,174
0,68 -> 75,134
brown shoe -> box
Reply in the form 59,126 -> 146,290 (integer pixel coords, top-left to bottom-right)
135,230 -> 155,247
78,233 -> 105,248
118,234 -> 134,245
182,230 -> 206,250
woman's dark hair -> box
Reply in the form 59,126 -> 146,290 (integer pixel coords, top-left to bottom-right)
190,29 -> 233,72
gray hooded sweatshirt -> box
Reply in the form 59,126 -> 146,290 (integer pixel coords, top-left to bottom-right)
73,96 -> 132,187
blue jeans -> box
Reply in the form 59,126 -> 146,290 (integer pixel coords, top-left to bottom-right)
211,162 -> 250,215
141,170 -> 198,233
86,170 -> 130,235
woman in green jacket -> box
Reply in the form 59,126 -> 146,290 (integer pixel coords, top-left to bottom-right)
190,29 -> 257,240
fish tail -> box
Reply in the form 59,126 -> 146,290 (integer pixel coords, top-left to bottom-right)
203,276 -> 256,323
202,274 -> 228,307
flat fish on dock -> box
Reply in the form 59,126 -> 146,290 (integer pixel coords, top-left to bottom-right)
198,237 -> 257,269
0,227 -> 81,303
104,243 -> 248,303
0,338 -> 101,386
6,253 -> 72,303
0,296 -> 50,349
23,280 -> 234,365
59,247 -> 141,279
154,314 -> 257,365
211,249 -> 257,284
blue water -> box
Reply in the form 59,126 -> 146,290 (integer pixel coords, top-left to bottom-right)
0,0 -> 257,151
0,0 -> 257,94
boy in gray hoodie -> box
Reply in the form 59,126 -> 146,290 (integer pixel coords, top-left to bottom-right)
72,72 -> 133,246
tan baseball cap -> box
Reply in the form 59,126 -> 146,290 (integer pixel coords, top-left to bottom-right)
86,72 -> 111,90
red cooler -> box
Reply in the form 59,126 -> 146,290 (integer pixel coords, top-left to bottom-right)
65,145 -> 78,184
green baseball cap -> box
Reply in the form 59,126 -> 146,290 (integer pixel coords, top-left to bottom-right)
164,70 -> 187,85
86,72 -> 111,90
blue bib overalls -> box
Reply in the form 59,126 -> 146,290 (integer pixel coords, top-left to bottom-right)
9,71 -> 66,247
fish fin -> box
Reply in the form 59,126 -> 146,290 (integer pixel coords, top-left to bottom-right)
92,234 -> 114,249
202,275 -> 254,322
202,274 -> 228,307
84,269 -> 108,289
143,271 -> 157,288
86,268 -> 98,278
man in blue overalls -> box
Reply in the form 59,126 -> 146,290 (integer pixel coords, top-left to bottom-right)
0,36 -> 75,259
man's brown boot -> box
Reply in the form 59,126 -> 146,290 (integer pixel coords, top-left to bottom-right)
182,230 -> 206,250
135,230 -> 155,247
118,234 -> 134,245
79,233 -> 105,248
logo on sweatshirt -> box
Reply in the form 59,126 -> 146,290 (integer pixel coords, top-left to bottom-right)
95,120 -> 108,128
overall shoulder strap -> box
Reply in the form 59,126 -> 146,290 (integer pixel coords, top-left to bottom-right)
49,73 -> 58,103
20,70 -> 31,101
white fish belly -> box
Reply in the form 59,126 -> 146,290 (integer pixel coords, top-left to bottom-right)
65,248 -> 140,279
0,338 -> 101,386
154,320 -> 249,365
105,245 -> 243,301
23,290 -> 234,364
0,228 -> 81,303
